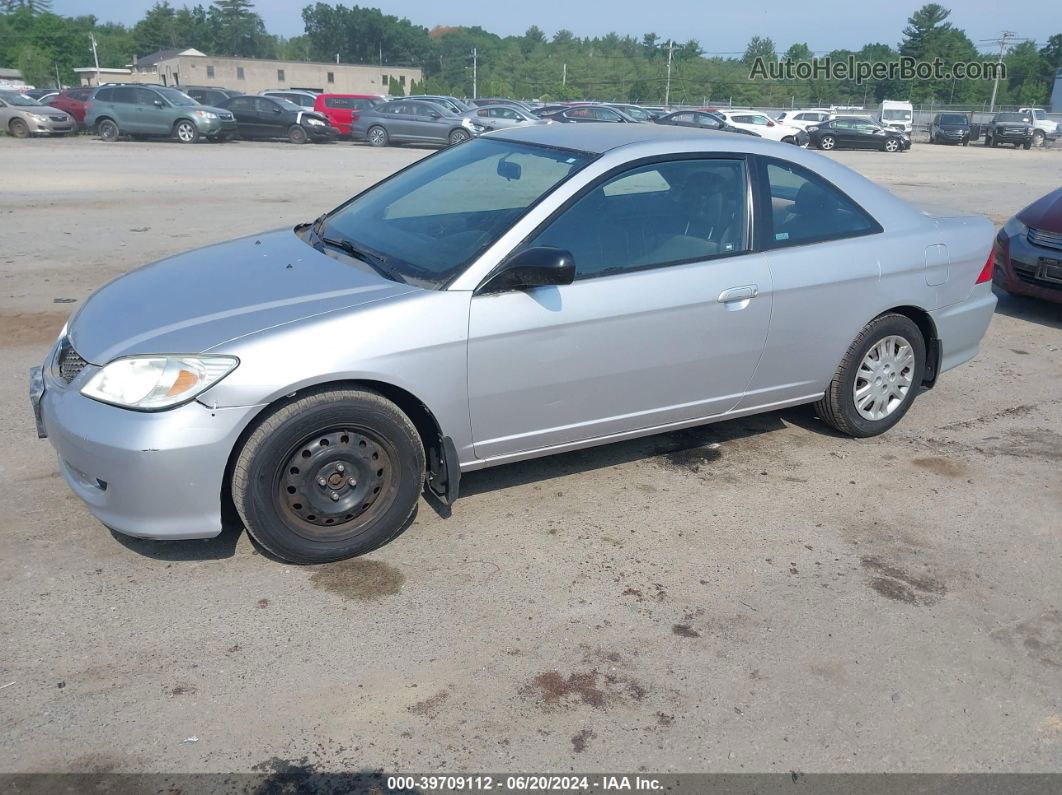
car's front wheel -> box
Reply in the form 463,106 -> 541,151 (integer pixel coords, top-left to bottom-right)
448,128 -> 470,145
232,387 -> 425,564
288,124 -> 308,144
883,138 -> 901,152
818,134 -> 836,150
174,119 -> 199,144
9,118 -> 29,139
814,313 -> 925,438
1032,130 -> 1045,147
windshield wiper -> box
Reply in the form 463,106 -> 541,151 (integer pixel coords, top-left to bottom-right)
318,236 -> 406,284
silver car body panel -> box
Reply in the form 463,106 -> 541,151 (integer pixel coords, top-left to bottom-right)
37,124 -> 996,539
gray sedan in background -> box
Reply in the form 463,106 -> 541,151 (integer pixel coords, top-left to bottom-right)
352,98 -> 474,146
461,103 -> 547,135
31,125 -> 996,564
0,90 -> 75,138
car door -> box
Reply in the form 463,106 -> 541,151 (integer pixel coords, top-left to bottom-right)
851,120 -> 882,148
488,106 -> 523,129
223,96 -> 258,136
135,88 -> 171,134
828,119 -> 856,146
466,156 -> 772,460
737,156 -> 883,410
110,86 -> 142,130
379,101 -> 415,140
254,97 -> 288,138
411,102 -> 450,141
694,112 -> 724,131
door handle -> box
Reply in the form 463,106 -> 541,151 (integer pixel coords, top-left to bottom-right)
718,285 -> 759,303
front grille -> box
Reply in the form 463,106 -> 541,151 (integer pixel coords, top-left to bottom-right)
218,112 -> 234,121
54,337 -> 87,383
1027,226 -> 1062,252
1013,261 -> 1062,291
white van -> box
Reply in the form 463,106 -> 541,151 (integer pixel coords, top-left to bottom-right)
879,100 -> 914,134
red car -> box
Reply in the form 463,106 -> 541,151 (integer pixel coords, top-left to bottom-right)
46,87 -> 93,126
993,187 -> 1062,304
313,94 -> 382,137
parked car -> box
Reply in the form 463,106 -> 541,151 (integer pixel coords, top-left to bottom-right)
23,88 -> 59,100
714,110 -> 804,144
404,95 -> 472,114
351,99 -> 473,146
806,117 -> 910,152
775,109 -> 830,130
469,97 -> 531,111
993,186 -> 1062,304
313,94 -> 382,137
532,103 -> 572,117
44,87 -> 94,126
0,90 -> 76,138
878,99 -> 914,135
260,90 -> 318,109
544,105 -> 640,124
30,124 -> 996,564
217,95 -> 338,143
929,112 -> 972,146
182,86 -> 244,107
460,104 -> 545,134
1017,107 -> 1059,147
606,103 -> 656,122
654,110 -> 762,137
86,84 -> 237,143
984,112 -> 1034,149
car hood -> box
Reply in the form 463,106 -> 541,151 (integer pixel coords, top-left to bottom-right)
1019,188 -> 1062,234
68,229 -> 416,364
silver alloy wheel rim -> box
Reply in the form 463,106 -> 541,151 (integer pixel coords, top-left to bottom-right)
101,122 -> 117,140
369,128 -> 385,145
886,139 -> 898,151
821,137 -> 834,149
854,335 -> 915,421
450,130 -> 468,144
177,122 -> 194,142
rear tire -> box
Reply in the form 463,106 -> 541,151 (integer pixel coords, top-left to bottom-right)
8,118 -> 29,139
232,388 -> 425,564
288,124 -> 308,144
97,118 -> 119,142
1032,130 -> 1045,147
1022,141 -> 1032,150
814,313 -> 925,438
367,125 -> 388,147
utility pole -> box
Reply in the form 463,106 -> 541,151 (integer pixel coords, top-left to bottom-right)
982,31 -> 1022,112
471,47 -> 477,99
664,40 -> 674,109
562,63 -> 567,87
90,32 -> 100,86
54,63 -> 61,89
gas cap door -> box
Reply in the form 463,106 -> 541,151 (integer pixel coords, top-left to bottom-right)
925,244 -> 950,286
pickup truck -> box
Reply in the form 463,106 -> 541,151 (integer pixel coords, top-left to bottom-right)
1018,107 -> 1060,146
984,112 -> 1034,149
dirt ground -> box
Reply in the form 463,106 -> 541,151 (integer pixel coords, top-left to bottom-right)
1,135 -> 1061,776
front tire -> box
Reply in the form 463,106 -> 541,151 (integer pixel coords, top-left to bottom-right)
818,134 -> 836,150
448,128 -> 470,145
232,388 -> 425,564
884,138 -> 900,152
288,124 -> 308,144
1032,130 -> 1045,147
814,314 -> 925,438
9,118 -> 29,139
174,119 -> 199,144
1022,140 -> 1032,150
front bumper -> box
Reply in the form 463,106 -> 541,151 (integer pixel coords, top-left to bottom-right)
32,360 -> 261,540
935,129 -> 968,143
27,115 -> 75,135
993,231 -> 1062,304
306,124 -> 339,141
198,118 -> 239,137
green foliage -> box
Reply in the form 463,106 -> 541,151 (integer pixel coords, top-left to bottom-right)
387,75 -> 403,95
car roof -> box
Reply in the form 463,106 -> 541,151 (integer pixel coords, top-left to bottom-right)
490,122 -> 793,154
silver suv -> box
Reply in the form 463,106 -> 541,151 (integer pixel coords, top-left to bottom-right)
85,84 -> 237,143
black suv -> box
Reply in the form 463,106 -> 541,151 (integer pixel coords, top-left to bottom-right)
217,95 -> 338,143
930,112 -> 971,146
984,113 -> 1034,149
183,86 -> 244,107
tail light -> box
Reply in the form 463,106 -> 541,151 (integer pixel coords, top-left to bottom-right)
975,248 -> 994,284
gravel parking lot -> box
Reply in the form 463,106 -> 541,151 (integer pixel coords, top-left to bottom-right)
2,135 -> 1061,776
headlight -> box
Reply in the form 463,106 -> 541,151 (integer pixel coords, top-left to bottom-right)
81,355 -> 238,410
31,113 -> 52,121
1002,217 -> 1027,238
305,117 -> 326,126
193,110 -> 218,120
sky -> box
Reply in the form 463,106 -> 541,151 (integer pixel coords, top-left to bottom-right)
51,0 -> 1058,55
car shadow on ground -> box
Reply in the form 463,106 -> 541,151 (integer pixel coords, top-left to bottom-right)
993,288 -> 1062,330
109,516 -> 244,561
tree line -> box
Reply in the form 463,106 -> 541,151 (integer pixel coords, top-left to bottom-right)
1,1 -> 1059,108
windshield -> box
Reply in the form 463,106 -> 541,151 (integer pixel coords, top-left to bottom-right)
316,138 -> 593,289
0,91 -> 40,106
158,88 -> 197,106
881,109 -> 912,120
939,114 -> 968,125
996,113 -> 1024,122
274,98 -> 303,112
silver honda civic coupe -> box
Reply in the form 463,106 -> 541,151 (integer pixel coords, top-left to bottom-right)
30,124 -> 996,564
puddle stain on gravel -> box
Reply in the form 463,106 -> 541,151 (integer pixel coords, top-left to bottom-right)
672,624 -> 701,638
525,670 -> 647,711
990,610 -> 1062,669
310,559 -> 404,600
658,445 -> 722,474
0,311 -> 72,347
861,556 -> 946,606
911,457 -> 967,478
571,728 -> 593,753
408,689 -> 450,719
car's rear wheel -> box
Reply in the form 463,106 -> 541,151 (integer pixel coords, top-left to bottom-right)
448,128 -> 470,145
814,313 -> 925,438
883,138 -> 901,152
232,387 -> 425,564
97,118 -> 119,142
288,124 -> 308,144
174,119 -> 199,144
818,134 -> 836,150
367,125 -> 388,147
8,118 -> 29,139
1022,140 -> 1032,150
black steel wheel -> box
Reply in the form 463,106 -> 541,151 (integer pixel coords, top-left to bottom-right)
233,387 -> 424,564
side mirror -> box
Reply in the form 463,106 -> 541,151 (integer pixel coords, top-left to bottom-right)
430,111 -> 441,119
154,100 -> 164,107
273,106 -> 282,113
479,247 -> 575,294
497,159 -> 521,181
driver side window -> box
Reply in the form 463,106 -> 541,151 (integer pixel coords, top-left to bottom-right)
521,158 -> 749,280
